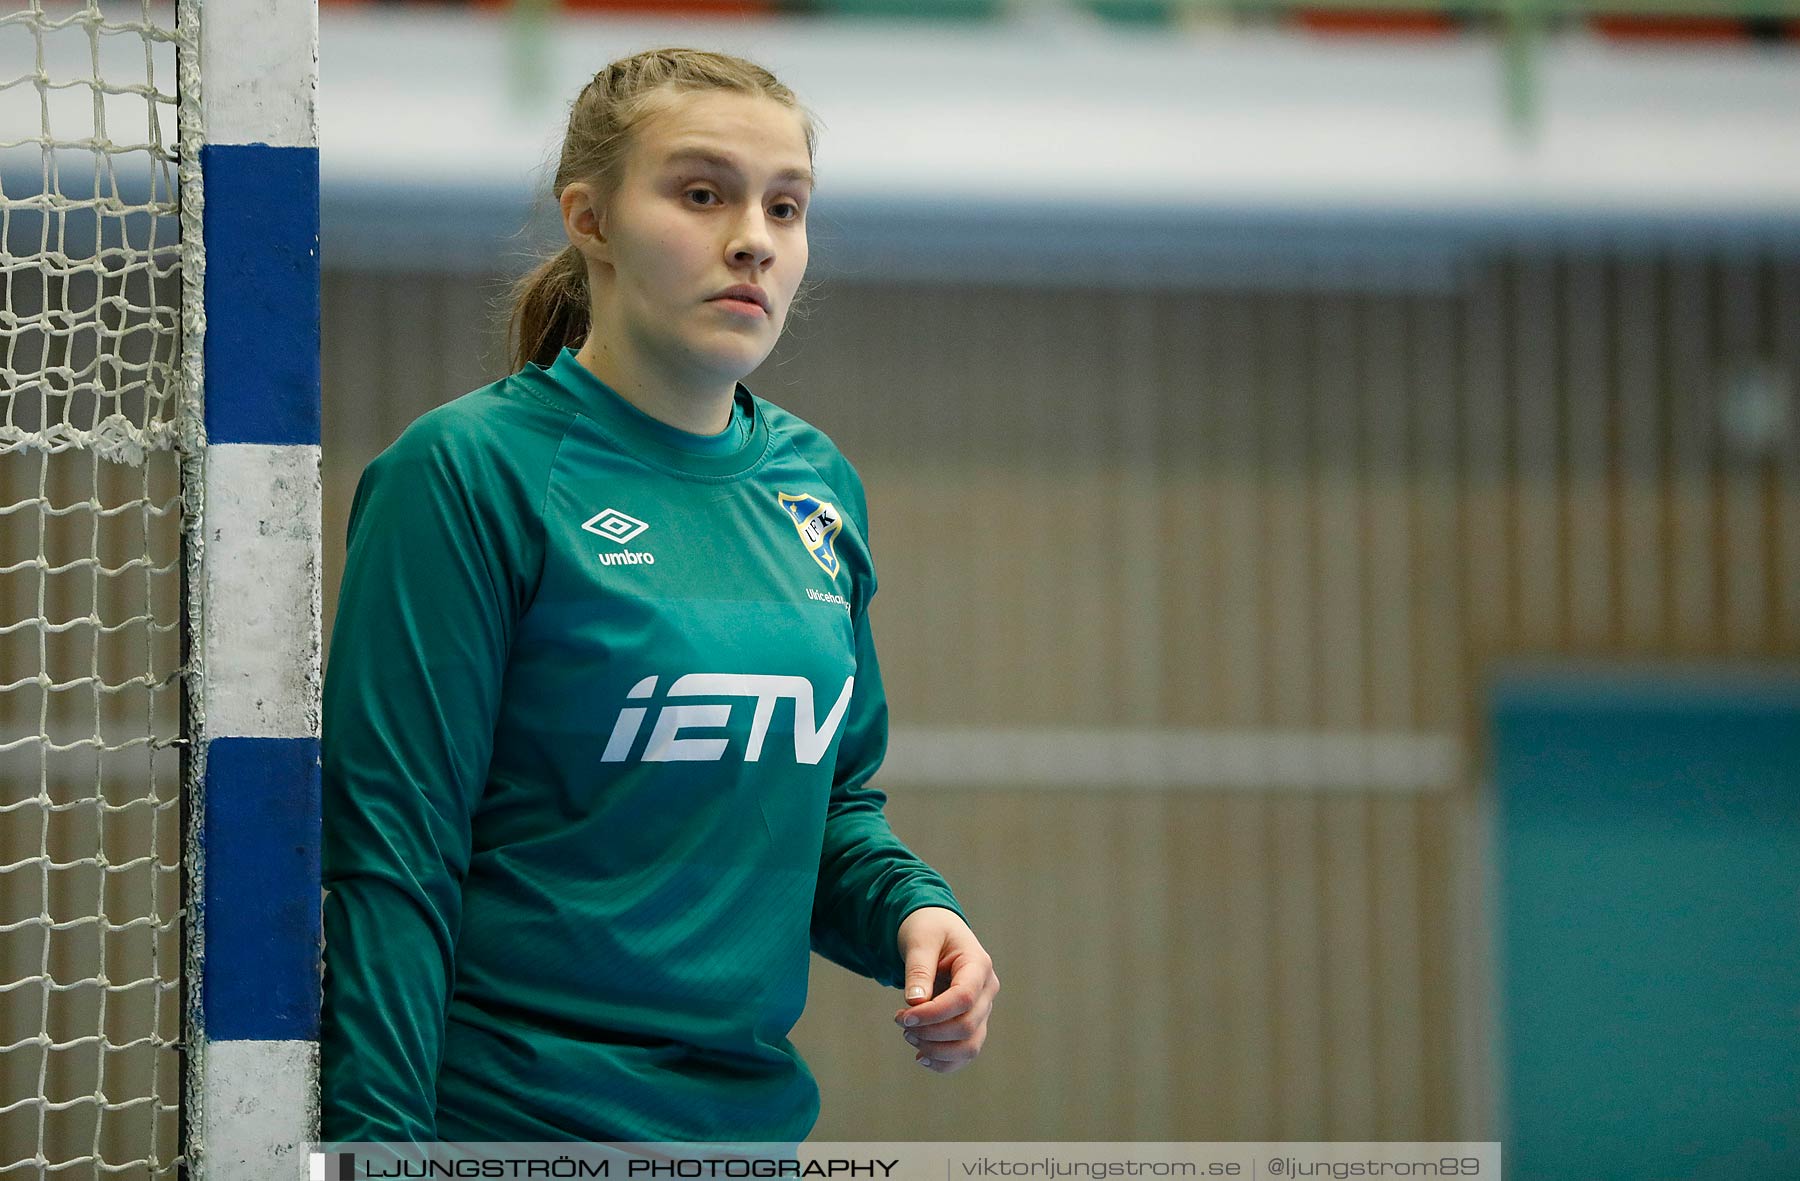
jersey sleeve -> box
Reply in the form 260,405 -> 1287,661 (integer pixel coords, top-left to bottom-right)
319,406 -> 547,1143
808,474 -> 968,989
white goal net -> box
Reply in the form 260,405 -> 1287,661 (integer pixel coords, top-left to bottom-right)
1,1 -> 194,1176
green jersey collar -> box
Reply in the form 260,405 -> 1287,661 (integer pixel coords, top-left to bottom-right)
541,346 -> 767,479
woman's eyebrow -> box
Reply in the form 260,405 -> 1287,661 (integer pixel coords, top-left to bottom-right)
662,146 -> 813,190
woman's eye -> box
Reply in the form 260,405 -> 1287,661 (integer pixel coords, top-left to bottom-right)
684,187 -> 801,221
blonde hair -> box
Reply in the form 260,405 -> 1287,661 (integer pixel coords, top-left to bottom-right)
504,48 -> 819,374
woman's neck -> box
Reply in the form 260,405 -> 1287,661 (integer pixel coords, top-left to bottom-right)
573,335 -> 735,436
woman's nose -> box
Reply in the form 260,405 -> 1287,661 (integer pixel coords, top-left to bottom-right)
730,213 -> 776,265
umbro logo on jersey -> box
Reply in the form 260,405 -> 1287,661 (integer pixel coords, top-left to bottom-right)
583,507 -> 648,544
777,491 -> 843,579
582,507 -> 656,566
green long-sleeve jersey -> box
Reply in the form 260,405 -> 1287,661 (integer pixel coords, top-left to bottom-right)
320,346 -> 966,1144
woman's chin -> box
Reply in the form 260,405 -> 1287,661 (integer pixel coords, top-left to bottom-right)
695,340 -> 777,383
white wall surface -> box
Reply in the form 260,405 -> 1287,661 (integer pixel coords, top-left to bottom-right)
313,8 -> 1800,281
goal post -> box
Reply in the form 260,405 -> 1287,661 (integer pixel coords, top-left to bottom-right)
0,0 -> 322,1176
190,0 -> 323,1172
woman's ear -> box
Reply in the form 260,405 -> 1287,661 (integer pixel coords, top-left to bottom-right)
560,181 -> 609,263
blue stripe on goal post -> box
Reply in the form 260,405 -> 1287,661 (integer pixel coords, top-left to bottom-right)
202,144 -> 323,448
201,736 -> 323,1042
192,0 -> 323,1175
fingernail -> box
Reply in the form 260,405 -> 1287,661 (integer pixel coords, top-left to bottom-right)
906,986 -> 926,999
904,1033 -> 919,1046
902,1014 -> 919,1027
916,1056 -> 932,1067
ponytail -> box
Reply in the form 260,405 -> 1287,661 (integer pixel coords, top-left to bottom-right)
506,244 -> 589,374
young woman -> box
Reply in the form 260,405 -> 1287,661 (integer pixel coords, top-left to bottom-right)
320,48 -> 999,1144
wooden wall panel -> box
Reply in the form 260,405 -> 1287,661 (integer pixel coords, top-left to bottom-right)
1780,261 -> 1800,650
1616,256 -> 1664,652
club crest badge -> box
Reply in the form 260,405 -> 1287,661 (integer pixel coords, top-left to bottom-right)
777,491 -> 843,579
